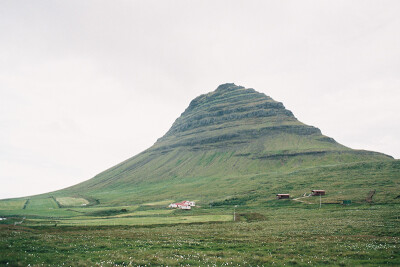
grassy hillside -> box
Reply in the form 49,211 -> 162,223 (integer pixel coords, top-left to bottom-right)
0,83 -> 397,208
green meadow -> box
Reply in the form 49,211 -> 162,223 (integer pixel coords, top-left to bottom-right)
0,202 -> 399,266
0,158 -> 399,265
0,159 -> 398,266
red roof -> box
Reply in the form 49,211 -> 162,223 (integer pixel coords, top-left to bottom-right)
174,201 -> 189,206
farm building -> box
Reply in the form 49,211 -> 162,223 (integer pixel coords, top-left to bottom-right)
342,200 -> 351,205
168,200 -> 195,210
311,190 -> 325,196
276,194 -> 290,199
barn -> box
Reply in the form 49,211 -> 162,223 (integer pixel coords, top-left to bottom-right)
276,194 -> 290,199
311,190 -> 325,196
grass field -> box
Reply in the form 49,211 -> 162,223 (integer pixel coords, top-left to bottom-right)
56,214 -> 232,226
56,197 -> 89,207
0,199 -> 26,210
0,203 -> 399,266
141,200 -> 174,206
24,198 -> 59,210
0,188 -> 399,266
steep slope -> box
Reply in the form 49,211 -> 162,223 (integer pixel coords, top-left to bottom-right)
154,83 -> 342,152
47,83 -> 394,205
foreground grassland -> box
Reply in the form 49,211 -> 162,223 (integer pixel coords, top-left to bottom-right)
1,204 -> 399,266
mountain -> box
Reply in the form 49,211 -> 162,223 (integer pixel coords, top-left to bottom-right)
45,83 -> 396,205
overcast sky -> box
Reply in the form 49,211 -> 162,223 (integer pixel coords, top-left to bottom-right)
1,0 -> 399,199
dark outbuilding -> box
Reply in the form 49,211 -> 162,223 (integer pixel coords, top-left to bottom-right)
342,200 -> 351,205
276,194 -> 290,199
311,190 -> 325,196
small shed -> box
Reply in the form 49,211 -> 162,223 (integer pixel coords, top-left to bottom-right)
276,194 -> 290,199
311,190 -> 325,196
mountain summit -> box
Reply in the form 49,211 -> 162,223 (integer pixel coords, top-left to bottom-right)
58,84 -> 392,204
154,83 -> 335,153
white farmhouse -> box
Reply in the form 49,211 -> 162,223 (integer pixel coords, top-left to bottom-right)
168,200 -> 195,209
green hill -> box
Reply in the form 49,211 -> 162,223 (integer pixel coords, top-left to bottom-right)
1,83 -> 399,208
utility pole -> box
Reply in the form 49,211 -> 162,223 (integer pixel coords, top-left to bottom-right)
233,205 -> 237,221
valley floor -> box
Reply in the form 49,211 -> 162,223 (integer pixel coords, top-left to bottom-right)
1,203 -> 399,266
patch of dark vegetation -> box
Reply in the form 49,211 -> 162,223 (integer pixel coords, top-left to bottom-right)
211,195 -> 258,206
89,197 -> 100,206
238,212 -> 267,222
234,153 -> 251,157
0,217 -> 27,225
265,199 -> 300,207
66,209 -> 85,214
86,209 -> 128,217
255,151 -> 327,159
51,196 -> 62,208
22,199 -> 30,209
136,205 -> 164,211
366,190 -> 376,203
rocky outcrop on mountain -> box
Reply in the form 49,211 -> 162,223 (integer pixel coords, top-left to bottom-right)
153,83 -> 337,152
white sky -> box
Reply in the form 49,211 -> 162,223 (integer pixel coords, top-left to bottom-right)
1,0 -> 399,199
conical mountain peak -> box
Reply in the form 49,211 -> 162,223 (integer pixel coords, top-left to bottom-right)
43,83 -> 392,205
154,84 -> 310,151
